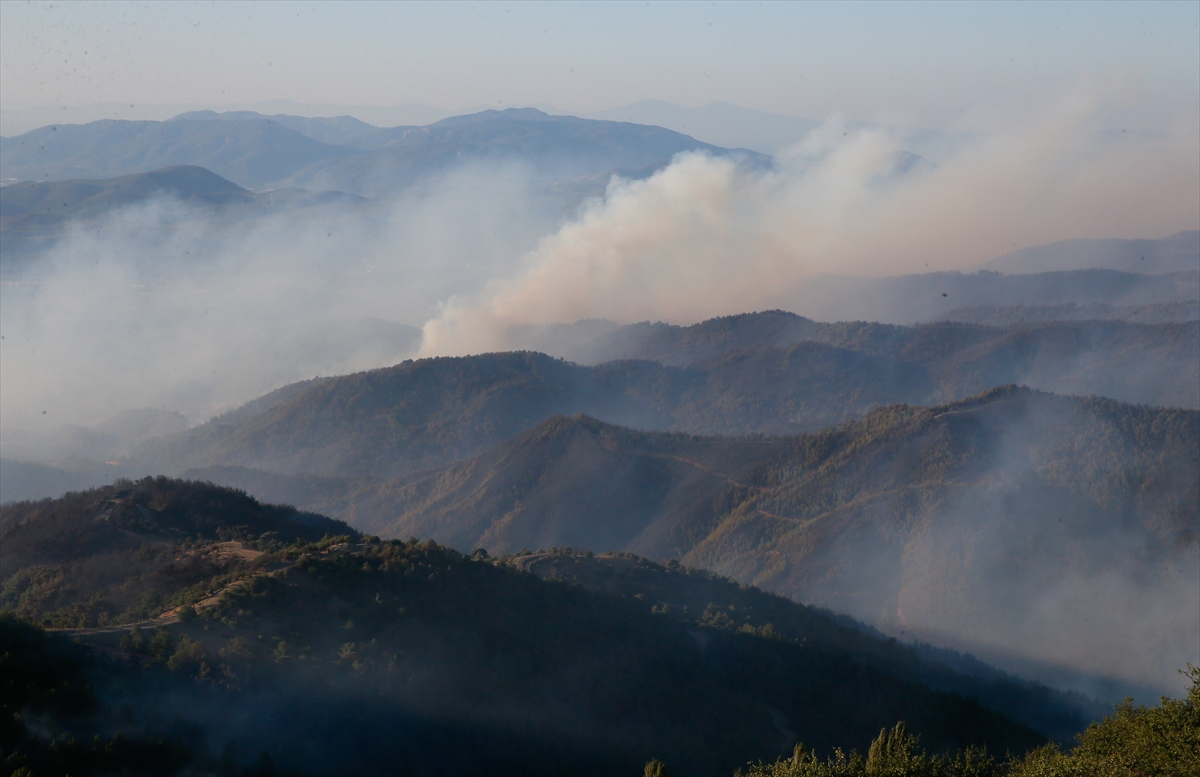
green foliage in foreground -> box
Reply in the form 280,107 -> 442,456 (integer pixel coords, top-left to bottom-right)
3,611 -> 1197,777
737,667 -> 1200,777
1007,668 -> 1200,777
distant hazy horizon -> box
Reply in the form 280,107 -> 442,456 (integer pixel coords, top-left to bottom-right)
0,97 -> 943,155
3,1 -> 1196,135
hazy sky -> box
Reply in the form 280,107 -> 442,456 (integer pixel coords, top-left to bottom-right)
2,0 -> 1197,129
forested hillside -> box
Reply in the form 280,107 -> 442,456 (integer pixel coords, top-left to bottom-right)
131,313 -> 1198,485
257,387 -> 1196,696
0,479 -> 1090,777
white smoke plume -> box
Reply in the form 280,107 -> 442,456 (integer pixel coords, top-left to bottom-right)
420,99 -> 1200,356
5,93 -> 1195,439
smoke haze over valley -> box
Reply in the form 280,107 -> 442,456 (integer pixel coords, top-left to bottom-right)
1,3 -> 1198,775
3,101 -> 1196,433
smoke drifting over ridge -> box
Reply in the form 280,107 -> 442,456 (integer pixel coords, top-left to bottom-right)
421,103 -> 1200,356
0,163 -> 559,441
1,95 -> 1197,447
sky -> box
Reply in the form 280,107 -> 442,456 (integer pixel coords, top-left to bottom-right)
2,0 -> 1198,130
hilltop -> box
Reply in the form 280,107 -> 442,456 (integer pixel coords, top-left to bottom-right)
0,476 -> 354,627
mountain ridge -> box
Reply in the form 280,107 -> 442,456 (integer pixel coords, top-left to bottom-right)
0,108 -> 760,198
198,387 -> 1196,698
118,313 -> 1199,488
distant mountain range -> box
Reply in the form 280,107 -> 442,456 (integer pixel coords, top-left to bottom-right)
0,100 -> 458,137
0,107 -> 757,198
0,98 -> 957,158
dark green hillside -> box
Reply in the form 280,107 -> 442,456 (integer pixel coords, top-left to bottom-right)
0,616 -> 200,776
1,537 -> 1049,777
328,388 -> 1197,698
185,540 -> 1040,775
0,477 -> 354,627
507,549 -> 1104,743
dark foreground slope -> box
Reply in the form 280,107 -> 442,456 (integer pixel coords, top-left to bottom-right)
0,479 -> 1077,777
506,549 -> 1103,743
281,387 -> 1197,698
6,611 -> 1192,777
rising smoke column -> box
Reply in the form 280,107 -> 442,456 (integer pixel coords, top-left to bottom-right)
420,99 -> 1200,356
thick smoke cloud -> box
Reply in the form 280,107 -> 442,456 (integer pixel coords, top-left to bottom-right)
421,101 -> 1200,356
5,96 -> 1195,443
0,162 -> 558,449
